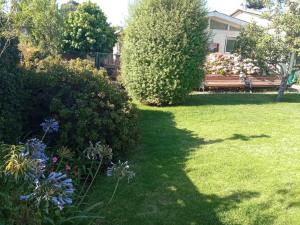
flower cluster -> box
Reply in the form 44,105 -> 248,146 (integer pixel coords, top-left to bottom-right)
205,53 -> 277,76
40,119 -> 59,133
19,118 -> 74,211
20,172 -> 74,212
107,161 -> 135,182
84,141 -> 113,161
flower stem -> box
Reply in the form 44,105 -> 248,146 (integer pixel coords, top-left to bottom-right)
78,160 -> 95,197
41,127 -> 49,142
79,158 -> 103,205
108,177 -> 120,205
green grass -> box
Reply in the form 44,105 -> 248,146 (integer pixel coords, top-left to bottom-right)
89,93 -> 300,225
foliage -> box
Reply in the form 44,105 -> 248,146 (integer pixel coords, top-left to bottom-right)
0,13 -> 20,71
62,2 -> 116,53
121,0 -> 209,105
246,0 -> 267,9
0,70 -> 23,143
21,57 -> 137,158
0,119 -> 135,225
233,22 -> 288,74
60,0 -> 79,17
12,0 -> 63,55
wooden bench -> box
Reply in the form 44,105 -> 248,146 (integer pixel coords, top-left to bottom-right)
203,75 -> 244,90
202,74 -> 282,91
248,76 -> 281,89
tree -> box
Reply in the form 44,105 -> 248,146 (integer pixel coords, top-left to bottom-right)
266,0 -> 300,101
13,0 -> 63,55
246,0 -> 267,9
233,22 -> 288,75
62,2 -> 116,53
60,0 -> 78,17
121,0 -> 209,105
235,0 -> 300,101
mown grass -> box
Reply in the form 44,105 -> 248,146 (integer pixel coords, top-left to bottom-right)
89,93 -> 300,225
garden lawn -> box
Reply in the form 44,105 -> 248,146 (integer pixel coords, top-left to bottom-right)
89,93 -> 300,225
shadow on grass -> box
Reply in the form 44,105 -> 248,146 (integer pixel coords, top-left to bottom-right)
200,134 -> 271,145
183,94 -> 300,106
90,108 -> 277,225
101,109 -> 269,225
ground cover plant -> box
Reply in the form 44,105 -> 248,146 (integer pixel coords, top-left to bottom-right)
89,93 -> 300,225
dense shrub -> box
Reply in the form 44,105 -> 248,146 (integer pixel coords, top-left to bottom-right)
0,70 -> 23,143
121,0 -> 209,105
0,37 -> 20,72
0,35 -> 22,143
21,57 -> 137,157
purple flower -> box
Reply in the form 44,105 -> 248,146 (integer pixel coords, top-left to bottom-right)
20,172 -> 74,212
40,119 -> 59,133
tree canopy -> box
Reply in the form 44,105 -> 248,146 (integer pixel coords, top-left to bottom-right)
246,0 -> 266,9
62,2 -> 116,53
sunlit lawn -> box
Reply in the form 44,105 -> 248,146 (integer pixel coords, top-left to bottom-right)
89,93 -> 300,225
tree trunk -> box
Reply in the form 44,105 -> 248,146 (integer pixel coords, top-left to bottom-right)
276,53 -> 296,102
276,75 -> 289,102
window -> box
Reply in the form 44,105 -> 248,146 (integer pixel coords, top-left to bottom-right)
208,43 -> 219,53
229,26 -> 241,31
225,38 -> 236,53
210,19 -> 228,30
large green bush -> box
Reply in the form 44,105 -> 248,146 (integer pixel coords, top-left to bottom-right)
0,34 -> 22,143
21,57 -> 137,157
121,0 -> 208,105
0,70 -> 23,143
0,37 -> 20,72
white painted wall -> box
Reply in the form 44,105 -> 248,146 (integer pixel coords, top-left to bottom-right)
209,29 -> 241,53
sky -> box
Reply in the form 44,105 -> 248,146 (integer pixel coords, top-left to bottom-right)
59,0 -> 245,26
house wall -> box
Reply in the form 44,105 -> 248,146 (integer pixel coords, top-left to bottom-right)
208,17 -> 242,54
209,29 -> 241,54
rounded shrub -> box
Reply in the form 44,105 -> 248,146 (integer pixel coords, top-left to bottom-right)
22,57 -> 138,157
121,0 -> 208,105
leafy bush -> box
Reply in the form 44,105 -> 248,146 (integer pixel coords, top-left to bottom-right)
121,0 -> 208,105
0,70 -> 23,143
0,119 -> 135,225
21,57 -> 137,157
0,37 -> 20,72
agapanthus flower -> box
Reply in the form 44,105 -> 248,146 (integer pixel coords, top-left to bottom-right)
21,139 -> 49,180
107,161 -> 135,182
40,119 -> 59,133
20,172 -> 74,211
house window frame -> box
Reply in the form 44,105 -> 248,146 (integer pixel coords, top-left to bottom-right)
225,37 -> 237,53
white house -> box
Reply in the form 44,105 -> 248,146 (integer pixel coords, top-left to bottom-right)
230,9 -> 270,27
208,9 -> 267,54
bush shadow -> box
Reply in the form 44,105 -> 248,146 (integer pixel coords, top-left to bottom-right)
110,108 -> 265,225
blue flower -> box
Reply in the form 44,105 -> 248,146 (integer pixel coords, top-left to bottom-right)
19,172 -> 74,212
26,138 -> 47,161
20,194 -> 32,201
23,138 -> 48,180
40,119 -> 59,133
